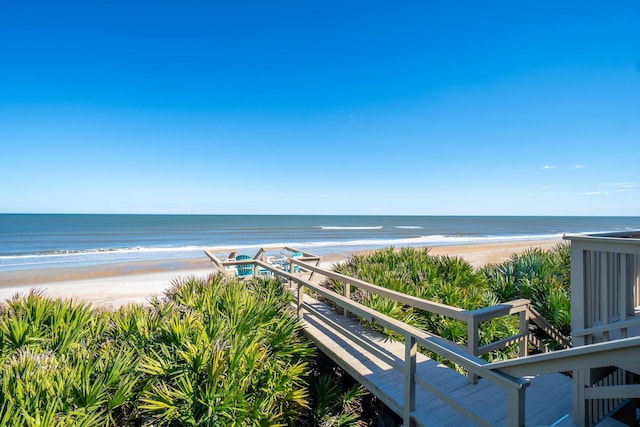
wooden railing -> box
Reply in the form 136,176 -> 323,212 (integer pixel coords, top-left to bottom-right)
565,232 -> 640,425
204,247 -> 639,426
284,257 -> 640,427
260,258 -> 530,427
567,233 -> 640,345
293,260 -> 571,372
203,246 -> 322,278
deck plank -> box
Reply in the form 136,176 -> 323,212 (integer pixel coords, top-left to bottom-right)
301,297 -> 574,426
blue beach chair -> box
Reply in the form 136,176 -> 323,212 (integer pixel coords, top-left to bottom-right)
291,251 -> 303,273
235,255 -> 254,277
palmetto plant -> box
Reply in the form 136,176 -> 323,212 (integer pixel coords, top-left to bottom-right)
0,275 -> 315,426
304,374 -> 366,427
0,245 -> 572,425
331,247 -> 518,353
482,243 -> 572,336
330,245 -> 572,362
138,275 -> 313,426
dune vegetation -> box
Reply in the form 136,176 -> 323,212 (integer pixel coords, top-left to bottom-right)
0,275 -> 363,426
330,243 -> 572,360
0,243 -> 571,426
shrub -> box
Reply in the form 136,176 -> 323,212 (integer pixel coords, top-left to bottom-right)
331,247 -> 520,361
329,244 -> 572,361
0,276 -> 313,426
481,243 -> 572,335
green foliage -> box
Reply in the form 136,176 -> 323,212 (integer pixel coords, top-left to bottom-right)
138,275 -> 313,426
0,244 -> 572,425
481,243 -> 572,335
330,244 -> 572,362
0,275 -> 313,426
305,374 -> 366,427
332,247 -> 517,353
0,290 -> 135,426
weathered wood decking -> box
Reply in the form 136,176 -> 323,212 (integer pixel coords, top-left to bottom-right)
205,245 -> 640,426
301,296 -> 574,427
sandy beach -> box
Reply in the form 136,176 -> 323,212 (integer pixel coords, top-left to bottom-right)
0,238 -> 564,307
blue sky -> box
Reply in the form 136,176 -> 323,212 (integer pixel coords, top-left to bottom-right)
1,1 -> 639,215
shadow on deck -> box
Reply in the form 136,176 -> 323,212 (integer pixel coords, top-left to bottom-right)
204,243 -> 640,426
302,297 -> 573,427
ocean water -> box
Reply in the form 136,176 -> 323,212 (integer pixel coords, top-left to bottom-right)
1,214 -> 639,272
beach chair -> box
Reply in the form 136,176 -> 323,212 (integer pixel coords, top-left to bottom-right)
235,255 -> 254,277
291,251 -> 303,273
258,266 -> 272,278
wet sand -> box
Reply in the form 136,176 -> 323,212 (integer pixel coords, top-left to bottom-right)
0,238 -> 564,307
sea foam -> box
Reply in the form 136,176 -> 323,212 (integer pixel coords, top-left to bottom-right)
320,226 -> 384,230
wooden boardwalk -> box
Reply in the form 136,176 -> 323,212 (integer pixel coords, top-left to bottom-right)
204,247 -> 640,426
300,297 -> 574,427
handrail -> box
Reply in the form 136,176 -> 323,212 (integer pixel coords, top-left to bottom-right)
572,315 -> 640,338
205,249 -> 640,426
253,259 -> 529,426
205,248 -> 571,360
527,306 -> 572,349
291,258 -> 567,363
487,336 -> 640,378
251,246 -> 323,261
284,258 -> 640,425
467,299 -> 530,322
298,259 -> 470,321
203,248 -> 238,275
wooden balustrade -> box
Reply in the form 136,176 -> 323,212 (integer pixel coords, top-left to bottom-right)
564,232 -> 640,425
292,258 -> 569,365
282,258 -> 531,426
204,243 -> 640,426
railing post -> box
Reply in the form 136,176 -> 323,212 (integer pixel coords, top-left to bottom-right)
571,242 -> 588,425
467,317 -> 479,384
600,252 -> 609,342
344,282 -> 351,317
519,308 -> 529,357
404,335 -> 416,427
506,384 -> 526,427
296,280 -> 303,318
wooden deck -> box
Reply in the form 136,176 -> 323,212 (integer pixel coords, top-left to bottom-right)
205,246 -> 640,426
301,297 -> 574,427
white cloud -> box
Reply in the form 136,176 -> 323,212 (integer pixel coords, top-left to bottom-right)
580,191 -> 608,196
601,182 -> 640,189
541,165 -> 555,170
574,164 -> 586,169
599,183 -> 640,194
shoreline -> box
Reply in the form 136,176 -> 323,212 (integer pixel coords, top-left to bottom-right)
0,238 -> 564,307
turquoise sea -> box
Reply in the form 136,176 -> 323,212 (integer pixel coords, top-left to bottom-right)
1,214 -> 639,272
